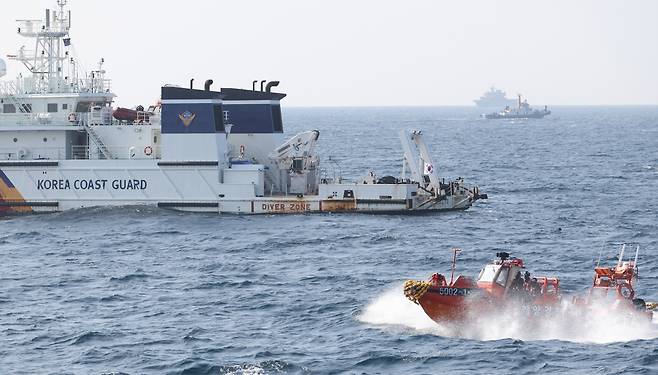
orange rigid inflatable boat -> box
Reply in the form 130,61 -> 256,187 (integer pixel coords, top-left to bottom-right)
404,245 -> 653,324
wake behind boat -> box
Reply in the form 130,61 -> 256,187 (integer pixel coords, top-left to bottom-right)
0,1 -> 485,214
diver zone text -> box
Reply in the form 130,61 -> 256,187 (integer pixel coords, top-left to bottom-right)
37,179 -> 147,190
262,202 -> 311,211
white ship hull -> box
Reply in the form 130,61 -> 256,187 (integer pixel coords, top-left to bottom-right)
0,160 -> 475,214
0,2 -> 484,216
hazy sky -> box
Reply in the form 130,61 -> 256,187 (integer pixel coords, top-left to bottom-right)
2,0 -> 657,107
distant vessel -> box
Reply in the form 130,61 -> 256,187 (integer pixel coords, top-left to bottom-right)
0,1 -> 486,214
474,86 -> 516,108
483,94 -> 551,119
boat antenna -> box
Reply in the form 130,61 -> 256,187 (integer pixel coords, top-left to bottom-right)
596,242 -> 604,267
504,240 -> 512,253
617,243 -> 626,268
449,248 -> 462,285
633,244 -> 639,268
327,156 -> 342,183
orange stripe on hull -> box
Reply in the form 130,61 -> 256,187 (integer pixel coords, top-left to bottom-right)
0,170 -> 32,213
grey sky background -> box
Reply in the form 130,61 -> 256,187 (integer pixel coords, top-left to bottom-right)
2,0 -> 657,107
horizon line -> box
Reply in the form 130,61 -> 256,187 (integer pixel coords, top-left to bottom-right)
282,104 -> 658,109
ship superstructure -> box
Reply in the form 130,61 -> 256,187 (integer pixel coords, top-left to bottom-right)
474,86 -> 516,108
0,2 -> 485,214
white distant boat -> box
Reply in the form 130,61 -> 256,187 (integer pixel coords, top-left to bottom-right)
0,1 -> 485,214
483,94 -> 551,119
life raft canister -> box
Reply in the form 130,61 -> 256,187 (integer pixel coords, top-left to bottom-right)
144,145 -> 153,156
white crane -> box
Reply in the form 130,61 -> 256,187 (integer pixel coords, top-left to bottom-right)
268,130 -> 320,195
269,130 -> 320,171
399,129 -> 442,196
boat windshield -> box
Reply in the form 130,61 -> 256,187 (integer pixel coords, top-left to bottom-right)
496,267 -> 510,287
478,265 -> 499,282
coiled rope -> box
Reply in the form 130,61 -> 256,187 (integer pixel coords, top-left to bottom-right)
403,280 -> 431,304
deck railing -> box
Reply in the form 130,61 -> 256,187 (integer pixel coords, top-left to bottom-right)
0,110 -> 160,127
0,145 -> 162,161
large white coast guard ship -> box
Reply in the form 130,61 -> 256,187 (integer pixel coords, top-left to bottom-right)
0,1 -> 485,214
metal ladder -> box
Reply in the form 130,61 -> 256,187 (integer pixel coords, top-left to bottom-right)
82,121 -> 113,159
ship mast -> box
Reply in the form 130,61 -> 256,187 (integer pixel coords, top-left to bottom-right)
9,0 -> 72,93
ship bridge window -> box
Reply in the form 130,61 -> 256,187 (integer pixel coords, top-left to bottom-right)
62,103 -> 68,110
20,104 -> 32,113
3,104 -> 16,113
47,103 -> 58,113
272,104 -> 283,132
75,102 -> 92,113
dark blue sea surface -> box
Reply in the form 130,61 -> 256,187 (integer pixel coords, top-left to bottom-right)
2,106 -> 658,374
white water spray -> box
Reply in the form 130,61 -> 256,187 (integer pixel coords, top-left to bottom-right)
359,283 -> 658,343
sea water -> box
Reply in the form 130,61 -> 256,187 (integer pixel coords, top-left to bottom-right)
1,106 -> 657,374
